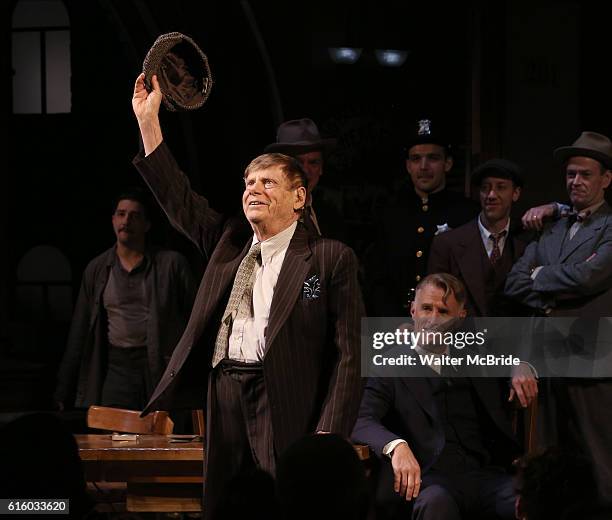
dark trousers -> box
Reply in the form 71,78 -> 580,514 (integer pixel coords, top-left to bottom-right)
556,380 -> 612,504
375,459 -> 515,520
205,361 -> 275,520
101,346 -> 151,410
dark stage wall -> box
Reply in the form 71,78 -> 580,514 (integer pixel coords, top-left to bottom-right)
1,0 -> 609,417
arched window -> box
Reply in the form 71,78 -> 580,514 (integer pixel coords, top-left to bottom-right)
12,0 -> 71,114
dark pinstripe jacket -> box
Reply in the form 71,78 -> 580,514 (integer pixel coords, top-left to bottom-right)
134,143 -> 364,453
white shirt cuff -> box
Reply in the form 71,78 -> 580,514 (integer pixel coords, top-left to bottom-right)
383,439 -> 407,459
530,266 -> 543,280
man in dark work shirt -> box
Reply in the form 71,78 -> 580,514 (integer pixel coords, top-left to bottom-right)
54,188 -> 196,410
353,273 -> 518,520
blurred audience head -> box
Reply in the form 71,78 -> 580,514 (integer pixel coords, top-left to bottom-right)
514,447 -> 598,520
0,412 -> 93,518
276,433 -> 370,520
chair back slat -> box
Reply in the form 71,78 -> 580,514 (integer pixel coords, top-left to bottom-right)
87,406 -> 174,434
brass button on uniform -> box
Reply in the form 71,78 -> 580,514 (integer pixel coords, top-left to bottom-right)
417,226 -> 425,233
422,205 -> 429,212
416,250 -> 423,258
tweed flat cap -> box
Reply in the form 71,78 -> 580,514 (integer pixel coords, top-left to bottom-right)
143,32 -> 213,112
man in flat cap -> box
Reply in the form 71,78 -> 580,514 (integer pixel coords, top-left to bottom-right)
428,159 -> 528,318
427,158 -> 537,409
132,73 -> 363,518
265,118 -> 348,242
367,119 -> 479,317
505,131 -> 612,503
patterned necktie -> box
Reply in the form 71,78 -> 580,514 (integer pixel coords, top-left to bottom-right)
212,242 -> 261,367
489,230 -> 507,264
567,209 -> 591,240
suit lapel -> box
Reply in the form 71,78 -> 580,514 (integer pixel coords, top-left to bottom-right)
559,210 -> 608,262
455,220 -> 488,316
542,220 -> 567,264
192,230 -> 253,341
264,225 -> 312,353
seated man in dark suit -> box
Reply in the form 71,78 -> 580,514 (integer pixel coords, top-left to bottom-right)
353,273 -> 519,520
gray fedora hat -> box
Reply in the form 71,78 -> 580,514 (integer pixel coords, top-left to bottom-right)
264,118 -> 337,155
142,32 -> 213,112
553,131 -> 612,170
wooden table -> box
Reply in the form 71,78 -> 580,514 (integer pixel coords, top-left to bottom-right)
76,434 -> 370,513
76,434 -> 204,512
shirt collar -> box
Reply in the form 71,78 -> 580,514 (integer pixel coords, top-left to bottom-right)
477,213 -> 510,240
252,221 -> 298,266
572,200 -> 605,219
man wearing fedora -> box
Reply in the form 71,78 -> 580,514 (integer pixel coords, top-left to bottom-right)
265,118 -> 348,242
367,119 -> 479,317
132,73 -> 363,518
505,131 -> 612,503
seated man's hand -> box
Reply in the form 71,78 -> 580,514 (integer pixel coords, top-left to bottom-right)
509,371 -> 538,408
521,203 -> 557,231
391,442 -> 421,501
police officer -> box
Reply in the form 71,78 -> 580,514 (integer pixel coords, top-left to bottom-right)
367,119 -> 479,316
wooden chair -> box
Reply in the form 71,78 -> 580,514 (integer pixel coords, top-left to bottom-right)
511,397 -> 539,454
86,405 -> 174,434
191,409 -> 205,436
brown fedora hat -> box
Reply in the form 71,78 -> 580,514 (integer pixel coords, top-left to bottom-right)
553,131 -> 612,170
264,118 -> 337,155
142,32 -> 213,112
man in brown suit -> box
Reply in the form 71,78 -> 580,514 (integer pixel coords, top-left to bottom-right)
132,73 -> 364,518
428,159 -> 527,318
428,159 -> 537,409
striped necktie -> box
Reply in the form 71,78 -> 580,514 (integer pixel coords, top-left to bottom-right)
489,230 -> 507,264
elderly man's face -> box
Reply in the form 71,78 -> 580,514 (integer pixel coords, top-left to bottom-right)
410,283 -> 466,332
242,166 -> 306,235
479,176 -> 520,224
296,150 -> 323,193
406,144 -> 453,197
566,156 -> 612,210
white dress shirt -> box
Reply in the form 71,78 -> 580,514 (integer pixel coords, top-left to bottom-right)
228,221 -> 297,362
478,214 -> 510,258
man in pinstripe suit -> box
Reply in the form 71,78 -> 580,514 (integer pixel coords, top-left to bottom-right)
132,73 -> 364,517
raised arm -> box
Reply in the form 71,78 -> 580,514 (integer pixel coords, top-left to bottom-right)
131,73 -> 223,257
133,73 -> 164,156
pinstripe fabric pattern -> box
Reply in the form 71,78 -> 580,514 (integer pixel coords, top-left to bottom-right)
204,366 -> 274,518
134,143 -> 365,513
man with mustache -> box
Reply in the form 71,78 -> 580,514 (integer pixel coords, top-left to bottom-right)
54,188 -> 196,411
505,131 -> 612,504
367,119 -> 479,317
